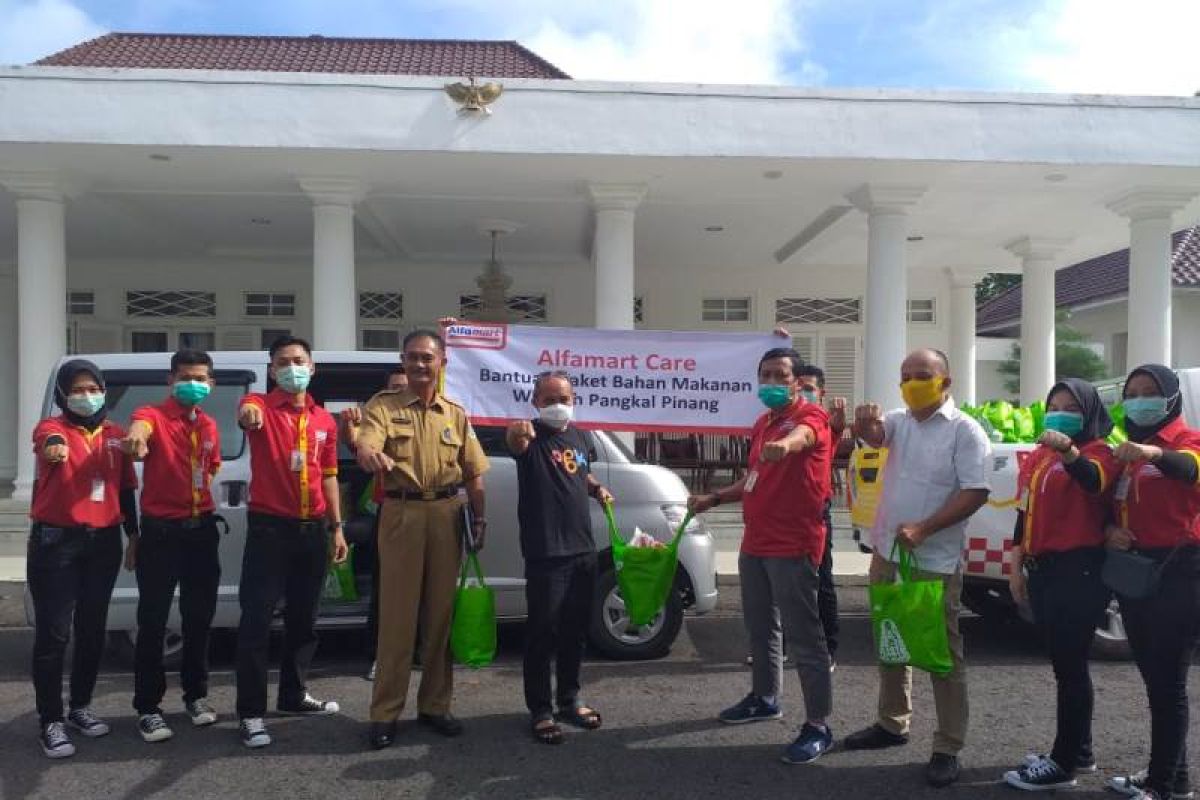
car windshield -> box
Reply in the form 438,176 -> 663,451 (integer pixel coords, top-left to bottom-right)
101,382 -> 248,461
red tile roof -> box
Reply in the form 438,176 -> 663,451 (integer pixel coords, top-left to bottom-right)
977,225 -> 1200,333
35,33 -> 570,79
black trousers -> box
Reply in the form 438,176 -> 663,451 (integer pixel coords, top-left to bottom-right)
235,514 -> 329,719
1026,547 -> 1108,772
27,524 -> 123,726
1119,546 -> 1200,795
132,516 -> 221,715
817,501 -> 839,658
523,552 -> 597,718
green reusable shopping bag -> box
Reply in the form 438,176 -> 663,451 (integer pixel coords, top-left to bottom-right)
451,551 -> 496,668
869,543 -> 953,675
322,544 -> 358,603
604,504 -> 690,627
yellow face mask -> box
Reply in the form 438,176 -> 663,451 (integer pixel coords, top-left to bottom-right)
900,377 -> 945,411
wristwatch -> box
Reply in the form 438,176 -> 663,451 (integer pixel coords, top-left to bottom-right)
329,521 -> 344,533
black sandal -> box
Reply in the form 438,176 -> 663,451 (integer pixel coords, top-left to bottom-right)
557,703 -> 602,730
532,716 -> 564,745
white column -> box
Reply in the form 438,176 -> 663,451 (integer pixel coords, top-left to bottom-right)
1006,237 -> 1069,407
946,269 -> 986,406
0,269 -> 16,486
588,184 -> 645,330
848,184 -> 926,411
1107,189 -> 1197,369
299,178 -> 365,351
2,175 -> 70,499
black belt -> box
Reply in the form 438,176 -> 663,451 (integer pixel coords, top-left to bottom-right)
386,488 -> 458,502
32,522 -> 118,536
248,512 -> 326,533
1025,547 -> 1104,573
142,514 -> 215,531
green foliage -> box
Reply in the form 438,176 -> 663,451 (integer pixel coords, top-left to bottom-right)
976,273 -> 1022,306
997,312 -> 1108,396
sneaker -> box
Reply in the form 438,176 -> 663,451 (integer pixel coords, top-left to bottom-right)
40,722 -> 75,759
240,718 -> 271,749
1108,771 -> 1194,800
843,723 -> 910,750
138,713 -> 174,743
781,722 -> 834,765
718,693 -> 783,725
1004,755 -> 1077,791
277,693 -> 340,716
1025,751 -> 1097,774
66,707 -> 110,738
186,698 -> 218,727
366,661 -> 377,682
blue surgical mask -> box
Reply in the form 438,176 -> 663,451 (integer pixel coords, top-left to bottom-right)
1044,411 -> 1084,437
800,389 -> 819,404
172,380 -> 211,406
1124,396 -> 1169,427
275,364 -> 311,394
758,384 -> 792,410
67,392 -> 105,417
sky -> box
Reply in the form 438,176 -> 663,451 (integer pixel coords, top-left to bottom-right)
0,0 -> 1197,95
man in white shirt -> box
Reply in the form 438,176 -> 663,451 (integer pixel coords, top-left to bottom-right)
844,348 -> 991,789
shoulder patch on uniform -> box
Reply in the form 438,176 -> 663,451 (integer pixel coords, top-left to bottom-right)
440,395 -> 465,410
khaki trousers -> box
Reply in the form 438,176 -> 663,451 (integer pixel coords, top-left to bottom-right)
369,497 -> 462,722
869,551 -> 968,755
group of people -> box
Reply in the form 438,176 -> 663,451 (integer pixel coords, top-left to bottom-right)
23,326 -> 1200,800
687,344 -> 1200,800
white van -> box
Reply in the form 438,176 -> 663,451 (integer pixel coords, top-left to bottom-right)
27,351 -> 719,662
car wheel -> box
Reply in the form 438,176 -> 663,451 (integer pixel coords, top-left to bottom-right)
587,569 -> 684,661
1091,599 -> 1132,660
109,628 -> 185,670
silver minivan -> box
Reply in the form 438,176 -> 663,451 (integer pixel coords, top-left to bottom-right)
29,351 -> 718,662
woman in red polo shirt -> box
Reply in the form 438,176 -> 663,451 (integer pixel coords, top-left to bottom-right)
1002,378 -> 1117,791
27,360 -> 139,759
1104,364 -> 1200,800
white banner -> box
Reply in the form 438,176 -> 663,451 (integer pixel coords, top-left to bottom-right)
442,323 -> 778,433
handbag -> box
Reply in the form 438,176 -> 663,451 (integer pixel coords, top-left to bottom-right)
604,503 -> 689,627
1102,545 -> 1182,599
868,542 -> 954,675
450,551 -> 497,668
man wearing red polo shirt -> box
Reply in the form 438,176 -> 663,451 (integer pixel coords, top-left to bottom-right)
234,336 -> 348,749
121,349 -> 223,744
688,347 -> 834,766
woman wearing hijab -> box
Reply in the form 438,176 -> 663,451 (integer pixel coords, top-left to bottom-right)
1104,365 -> 1200,800
1002,378 -> 1118,791
27,360 -> 139,758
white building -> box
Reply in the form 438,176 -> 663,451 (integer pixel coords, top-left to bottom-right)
975,225 -> 1200,400
2,32 -> 1200,497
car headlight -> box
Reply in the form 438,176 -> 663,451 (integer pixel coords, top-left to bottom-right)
661,503 -> 703,535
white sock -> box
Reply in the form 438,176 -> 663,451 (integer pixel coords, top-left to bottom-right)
760,695 -> 777,706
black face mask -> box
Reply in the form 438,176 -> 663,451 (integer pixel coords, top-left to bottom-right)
53,359 -> 108,431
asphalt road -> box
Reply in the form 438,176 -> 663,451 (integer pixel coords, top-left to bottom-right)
0,588 -> 1191,800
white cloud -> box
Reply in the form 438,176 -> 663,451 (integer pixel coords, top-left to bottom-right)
486,0 -> 822,85
1015,0 -> 1200,96
0,0 -> 105,65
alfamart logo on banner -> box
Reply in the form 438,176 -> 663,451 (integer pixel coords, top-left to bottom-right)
443,323 -> 778,434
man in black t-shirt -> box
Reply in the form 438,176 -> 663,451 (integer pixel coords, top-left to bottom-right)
506,370 -> 613,745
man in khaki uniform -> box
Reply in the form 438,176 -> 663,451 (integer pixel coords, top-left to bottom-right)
356,329 -> 488,750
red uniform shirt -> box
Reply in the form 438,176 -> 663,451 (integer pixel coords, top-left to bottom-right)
31,417 -> 137,529
131,397 -> 221,519
741,399 -> 833,564
1119,417 -> 1200,548
1018,440 -> 1117,554
241,388 -> 338,520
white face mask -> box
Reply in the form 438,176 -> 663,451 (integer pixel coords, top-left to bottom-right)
538,403 -> 573,430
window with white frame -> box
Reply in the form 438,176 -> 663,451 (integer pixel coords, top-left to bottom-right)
775,297 -> 861,325
361,329 -> 401,352
907,298 -> 936,324
260,328 -> 291,350
359,291 -> 403,320
67,291 -> 95,315
127,291 -> 216,318
245,292 -> 295,317
458,294 -> 548,322
702,297 -> 751,323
